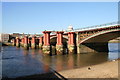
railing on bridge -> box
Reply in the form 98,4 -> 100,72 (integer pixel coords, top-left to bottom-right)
66,21 -> 120,32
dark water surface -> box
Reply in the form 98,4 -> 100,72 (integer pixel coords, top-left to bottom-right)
1,43 -> 120,78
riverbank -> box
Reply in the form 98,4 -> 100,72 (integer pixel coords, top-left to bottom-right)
4,59 -> 119,80
1,42 -> 12,46
58,59 -> 119,79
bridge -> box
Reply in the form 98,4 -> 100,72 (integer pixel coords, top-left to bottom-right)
13,22 -> 120,55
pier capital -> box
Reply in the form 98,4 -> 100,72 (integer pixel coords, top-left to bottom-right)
43,31 -> 51,46
42,31 -> 51,34
56,31 -> 64,45
68,32 -> 75,45
67,32 -> 75,34
56,31 -> 64,34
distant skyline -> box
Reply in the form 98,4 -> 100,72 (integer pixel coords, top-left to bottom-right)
2,2 -> 118,34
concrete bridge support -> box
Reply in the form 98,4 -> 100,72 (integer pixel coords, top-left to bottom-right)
39,37 -> 43,49
16,37 -> 20,47
68,32 -> 75,54
31,36 -> 36,49
42,31 -> 51,55
24,36 -> 29,50
56,31 -> 64,55
78,42 -> 108,53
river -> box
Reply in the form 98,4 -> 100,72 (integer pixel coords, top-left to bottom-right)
1,43 -> 120,78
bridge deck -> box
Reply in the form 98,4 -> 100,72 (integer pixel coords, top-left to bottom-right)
66,22 -> 120,32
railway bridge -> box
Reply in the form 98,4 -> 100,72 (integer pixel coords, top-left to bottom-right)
13,22 -> 120,55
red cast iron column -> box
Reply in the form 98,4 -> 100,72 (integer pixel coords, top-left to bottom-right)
43,31 -> 51,46
21,38 -> 24,47
24,36 -> 29,50
56,31 -> 64,55
16,37 -> 20,47
42,31 -> 51,55
31,36 -> 36,49
39,37 -> 43,49
68,32 -> 75,53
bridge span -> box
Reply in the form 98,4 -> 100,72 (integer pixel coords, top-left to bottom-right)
13,22 -> 120,55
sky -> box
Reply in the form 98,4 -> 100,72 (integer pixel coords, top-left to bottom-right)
2,2 -> 118,34
1,0 -> 119,2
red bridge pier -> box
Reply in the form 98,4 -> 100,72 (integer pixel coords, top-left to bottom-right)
28,37 -> 31,48
56,31 -> 64,55
24,36 -> 29,50
39,37 -> 43,49
16,37 -> 20,47
21,38 -> 24,47
42,31 -> 51,55
68,32 -> 75,54
31,36 -> 36,49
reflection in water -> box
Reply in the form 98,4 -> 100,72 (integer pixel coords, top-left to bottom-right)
22,50 -> 30,64
15,47 -> 20,50
38,50 -> 43,54
23,50 -> 29,56
2,43 -> 120,78
36,52 -> 108,71
2,47 -> 51,78
67,55 -> 74,69
43,64 -> 50,72
56,56 -> 64,71
31,50 -> 36,58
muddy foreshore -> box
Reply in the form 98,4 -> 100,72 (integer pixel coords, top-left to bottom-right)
1,59 -> 119,80
58,59 -> 119,79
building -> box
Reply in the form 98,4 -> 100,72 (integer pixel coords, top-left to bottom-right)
0,33 -> 10,43
11,33 -> 24,38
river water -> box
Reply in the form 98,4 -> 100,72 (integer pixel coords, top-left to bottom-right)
1,43 -> 120,78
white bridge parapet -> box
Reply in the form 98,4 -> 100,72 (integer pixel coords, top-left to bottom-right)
66,21 -> 120,32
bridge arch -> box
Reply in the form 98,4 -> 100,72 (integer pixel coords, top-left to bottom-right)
50,36 -> 68,46
80,29 -> 120,44
77,29 -> 120,53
